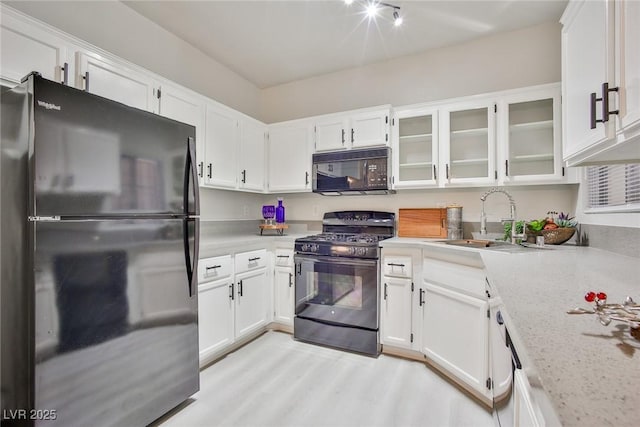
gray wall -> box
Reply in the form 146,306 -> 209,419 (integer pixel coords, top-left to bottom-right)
260,21 -> 561,123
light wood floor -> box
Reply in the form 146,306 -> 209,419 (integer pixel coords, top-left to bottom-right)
154,331 -> 494,427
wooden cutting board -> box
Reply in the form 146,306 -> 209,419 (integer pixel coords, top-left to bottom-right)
398,208 -> 447,238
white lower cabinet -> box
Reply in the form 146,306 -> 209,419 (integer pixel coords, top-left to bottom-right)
234,267 -> 269,339
273,267 -> 294,325
421,282 -> 490,398
514,369 -> 544,427
198,279 -> 234,362
381,277 -> 414,349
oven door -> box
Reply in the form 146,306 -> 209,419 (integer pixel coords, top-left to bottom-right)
294,254 -> 379,330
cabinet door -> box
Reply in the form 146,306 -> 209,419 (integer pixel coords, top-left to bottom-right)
205,104 -> 238,189
315,117 -> 348,152
235,269 -> 268,339
1,11 -> 70,85
561,0 -> 615,161
76,52 -> 157,112
441,101 -> 496,186
274,266 -> 294,325
393,108 -> 439,188
616,0 -> 640,132
381,277 -> 413,349
489,298 -> 512,401
350,109 -> 390,148
514,369 -> 543,427
267,123 -> 312,192
198,280 -> 234,363
422,283 -> 490,398
157,84 -> 205,185
499,86 -> 564,184
239,118 -> 266,192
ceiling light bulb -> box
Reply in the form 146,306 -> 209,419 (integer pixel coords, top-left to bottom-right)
393,11 -> 403,26
366,3 -> 379,18
344,0 -> 354,5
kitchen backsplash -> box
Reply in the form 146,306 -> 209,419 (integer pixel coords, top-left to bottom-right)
575,224 -> 640,258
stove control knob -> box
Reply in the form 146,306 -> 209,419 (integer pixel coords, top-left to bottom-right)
357,247 -> 367,257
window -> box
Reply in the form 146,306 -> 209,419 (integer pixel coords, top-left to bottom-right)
586,164 -> 640,211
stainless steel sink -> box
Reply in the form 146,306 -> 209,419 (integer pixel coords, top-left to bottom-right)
440,239 -> 512,248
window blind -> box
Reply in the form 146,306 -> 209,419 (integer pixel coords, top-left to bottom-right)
586,164 -> 640,210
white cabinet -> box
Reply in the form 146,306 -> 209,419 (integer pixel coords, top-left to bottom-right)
156,83 -> 206,185
514,369 -> 545,427
381,277 -> 414,349
204,103 -> 238,189
238,118 -> 267,192
561,0 -> 640,165
497,85 -> 567,184
0,9 -> 72,85
198,279 -> 234,362
392,107 -> 439,188
75,52 -> 157,113
273,249 -> 294,326
234,249 -> 269,339
380,250 -> 421,351
267,120 -> 313,192
313,107 -> 390,152
441,99 -> 496,186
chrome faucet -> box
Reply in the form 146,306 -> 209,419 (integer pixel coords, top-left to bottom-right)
479,187 -> 526,244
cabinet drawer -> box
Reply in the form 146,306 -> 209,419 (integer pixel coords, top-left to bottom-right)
198,255 -> 232,284
423,257 -> 486,298
274,249 -> 294,267
235,249 -> 267,274
382,256 -> 413,278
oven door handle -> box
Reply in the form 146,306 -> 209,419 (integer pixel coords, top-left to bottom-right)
294,254 -> 378,268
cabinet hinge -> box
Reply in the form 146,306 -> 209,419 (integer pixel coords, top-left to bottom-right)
485,289 -> 491,299
494,170 -> 498,180
385,115 -> 388,124
487,309 -> 490,318
411,282 -> 414,292
410,333 -> 414,343
486,378 -> 492,390
494,104 -> 497,113
385,133 -> 388,142
392,118 -> 395,126
392,176 -> 395,184
156,88 -> 161,99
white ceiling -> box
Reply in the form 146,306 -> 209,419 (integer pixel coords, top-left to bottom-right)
122,0 -> 568,89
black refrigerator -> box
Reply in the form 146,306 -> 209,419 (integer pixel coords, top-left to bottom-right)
1,74 -> 200,426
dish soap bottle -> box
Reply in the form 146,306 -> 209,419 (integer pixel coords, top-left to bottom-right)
275,198 -> 285,224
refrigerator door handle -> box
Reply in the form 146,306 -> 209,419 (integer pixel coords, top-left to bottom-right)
183,136 -> 200,297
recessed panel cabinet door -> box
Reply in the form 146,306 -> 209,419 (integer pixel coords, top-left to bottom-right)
198,280 -> 234,364
268,123 -> 311,192
0,11 -> 70,85
274,267 -> 294,325
234,269 -> 268,339
205,105 -> 238,189
381,277 -> 413,349
239,119 -> 266,192
76,52 -> 157,113
422,283 -> 489,398
315,117 -> 348,152
351,110 -> 389,148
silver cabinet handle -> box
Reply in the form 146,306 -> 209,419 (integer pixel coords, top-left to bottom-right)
207,163 -> 213,179
229,283 -> 234,300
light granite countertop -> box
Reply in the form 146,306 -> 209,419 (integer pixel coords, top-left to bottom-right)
381,237 -> 640,427
198,232 -> 312,258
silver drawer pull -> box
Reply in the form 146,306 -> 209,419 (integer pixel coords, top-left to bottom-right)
248,257 -> 261,262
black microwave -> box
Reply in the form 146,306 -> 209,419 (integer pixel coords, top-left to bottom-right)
312,147 -> 393,195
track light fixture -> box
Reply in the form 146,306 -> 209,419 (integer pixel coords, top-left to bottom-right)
343,0 -> 404,26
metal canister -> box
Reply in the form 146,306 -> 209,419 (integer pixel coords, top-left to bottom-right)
446,205 -> 463,240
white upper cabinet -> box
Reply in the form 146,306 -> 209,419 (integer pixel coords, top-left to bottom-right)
75,52 -> 157,113
315,116 -> 350,151
561,0 -> 640,165
204,103 -> 239,189
441,99 -> 496,186
156,83 -> 206,185
313,106 -> 391,152
0,9 -> 72,85
497,84 -> 566,184
392,107 -> 439,188
238,118 -> 267,192
267,120 -> 313,192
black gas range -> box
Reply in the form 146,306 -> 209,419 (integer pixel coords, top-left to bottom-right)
293,211 -> 395,356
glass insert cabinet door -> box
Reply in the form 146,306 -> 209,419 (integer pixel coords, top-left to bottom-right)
500,87 -> 563,183
441,101 -> 496,185
394,108 -> 439,187
294,255 -> 378,330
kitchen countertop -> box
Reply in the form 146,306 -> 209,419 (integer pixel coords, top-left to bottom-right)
381,237 -> 640,427
198,232 -> 312,258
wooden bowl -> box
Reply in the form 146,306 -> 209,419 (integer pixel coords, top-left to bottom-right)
542,227 -> 576,245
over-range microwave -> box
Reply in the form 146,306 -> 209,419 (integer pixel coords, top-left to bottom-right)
312,147 -> 394,195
